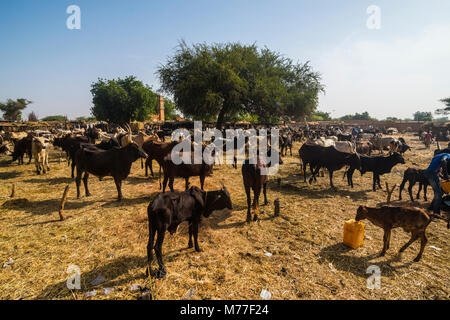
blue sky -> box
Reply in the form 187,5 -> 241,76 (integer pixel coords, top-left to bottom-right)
1,0 -> 449,120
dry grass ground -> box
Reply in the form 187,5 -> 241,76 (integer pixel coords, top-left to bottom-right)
0,133 -> 449,300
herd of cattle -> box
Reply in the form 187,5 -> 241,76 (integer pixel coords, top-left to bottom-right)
0,124 -> 448,278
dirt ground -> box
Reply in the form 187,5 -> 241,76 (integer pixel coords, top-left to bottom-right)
0,133 -> 449,300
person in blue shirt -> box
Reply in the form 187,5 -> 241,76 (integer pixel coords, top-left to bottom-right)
424,153 -> 450,214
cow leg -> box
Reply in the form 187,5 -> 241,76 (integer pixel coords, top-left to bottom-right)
83,173 -> 91,197
263,182 -> 268,205
200,175 -> 205,190
253,187 -> 261,221
399,231 -> 419,253
188,222 -> 193,248
376,175 -> 382,190
144,158 -> 149,177
290,146 -> 292,156
423,184 -> 428,201
380,227 -> 391,256
408,182 -> 415,202
35,158 -> 40,175
114,177 -> 122,201
399,176 -> 407,200
329,170 -> 335,189
162,174 -> 168,193
150,159 -> 155,177
414,232 -> 427,262
302,162 -> 307,182
185,178 -> 190,191
169,177 -> 175,193
76,169 -> 82,199
71,161 -> 76,179
140,158 -> 144,169
245,185 -> 252,223
154,227 -> 167,278
146,221 -> 156,277
193,221 -> 202,252
372,174 -> 377,191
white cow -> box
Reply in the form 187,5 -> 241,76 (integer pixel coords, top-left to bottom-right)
31,137 -> 50,174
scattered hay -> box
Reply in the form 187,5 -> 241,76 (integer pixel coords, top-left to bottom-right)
0,133 -> 448,300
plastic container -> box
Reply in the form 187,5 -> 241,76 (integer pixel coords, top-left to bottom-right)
343,219 -> 365,249
441,181 -> 450,194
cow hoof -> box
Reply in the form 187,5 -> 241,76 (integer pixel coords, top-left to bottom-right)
253,214 -> 259,222
188,243 -> 193,249
413,257 -> 421,262
154,268 -> 167,279
195,248 -> 202,253
263,201 -> 268,206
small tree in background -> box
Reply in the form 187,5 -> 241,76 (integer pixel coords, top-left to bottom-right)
413,111 -> 432,121
0,98 -> 32,121
28,111 -> 39,122
41,115 -> 68,122
90,76 -> 158,125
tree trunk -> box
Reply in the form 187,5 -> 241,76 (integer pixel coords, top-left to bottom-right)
216,107 -> 226,130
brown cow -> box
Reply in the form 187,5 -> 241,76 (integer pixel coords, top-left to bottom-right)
356,205 -> 448,262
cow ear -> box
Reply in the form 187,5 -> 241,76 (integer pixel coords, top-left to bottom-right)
190,187 -> 205,209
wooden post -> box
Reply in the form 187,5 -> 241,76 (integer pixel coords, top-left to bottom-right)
274,199 -> 280,217
385,182 -> 397,204
59,185 -> 70,221
10,183 -> 16,198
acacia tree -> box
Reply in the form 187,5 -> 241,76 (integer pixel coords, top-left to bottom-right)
158,42 -> 324,128
0,98 -> 32,121
90,76 -> 159,125
436,97 -> 450,115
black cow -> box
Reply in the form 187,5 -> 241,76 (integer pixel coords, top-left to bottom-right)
11,136 -> 32,165
146,186 -> 232,278
161,149 -> 215,193
299,144 -> 361,189
242,149 -> 283,222
67,138 -> 121,178
399,168 -> 429,202
75,142 -> 147,201
280,133 -> 293,156
346,152 -> 405,191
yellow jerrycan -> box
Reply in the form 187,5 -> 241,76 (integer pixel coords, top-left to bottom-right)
343,219 -> 365,249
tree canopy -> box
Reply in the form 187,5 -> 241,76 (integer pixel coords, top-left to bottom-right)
436,97 -> 450,115
41,115 -> 68,122
0,98 -> 32,121
28,111 -> 38,122
158,41 -> 324,128
90,76 -> 160,125
339,111 -> 374,121
413,111 -> 432,121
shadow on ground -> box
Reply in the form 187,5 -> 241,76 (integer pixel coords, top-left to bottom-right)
36,255 -> 146,299
318,243 -> 414,278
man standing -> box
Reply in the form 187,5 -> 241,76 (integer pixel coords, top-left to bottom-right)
424,153 -> 450,215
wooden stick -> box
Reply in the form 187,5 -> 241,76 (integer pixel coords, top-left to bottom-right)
385,182 -> 397,204
10,183 -> 16,198
274,199 -> 280,217
59,185 -> 70,221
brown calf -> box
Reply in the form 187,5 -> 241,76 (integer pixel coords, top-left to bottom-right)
356,205 -> 448,262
